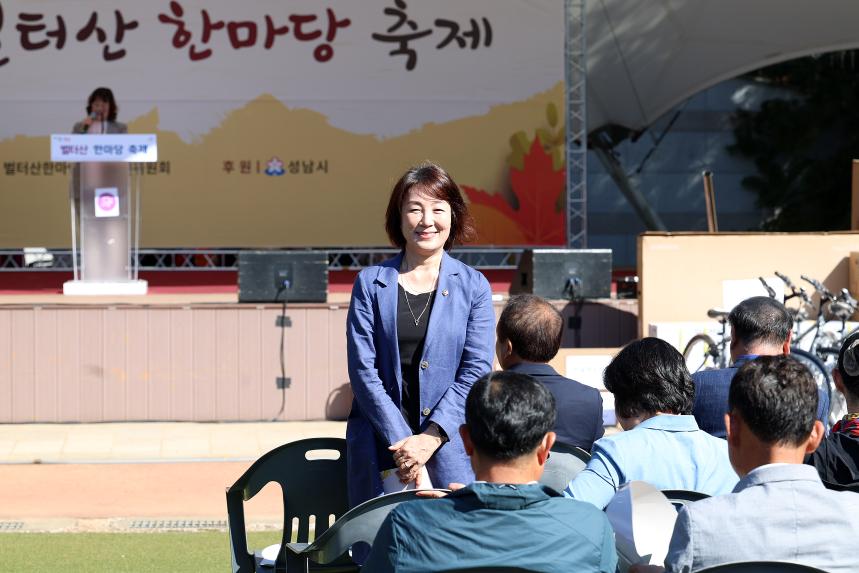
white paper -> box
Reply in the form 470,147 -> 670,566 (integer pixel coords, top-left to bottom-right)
259,543 -> 280,567
380,466 -> 433,494
605,481 -> 678,571
566,354 -> 616,425
722,277 -> 784,311
94,187 -> 120,218
565,354 -> 613,391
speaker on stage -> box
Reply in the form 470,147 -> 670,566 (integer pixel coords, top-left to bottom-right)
238,251 -> 328,303
510,249 -> 612,300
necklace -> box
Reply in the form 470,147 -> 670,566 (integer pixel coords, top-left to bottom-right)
402,286 -> 433,326
400,260 -> 437,326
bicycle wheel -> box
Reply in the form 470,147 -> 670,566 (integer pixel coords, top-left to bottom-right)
683,334 -> 720,373
790,347 -> 836,425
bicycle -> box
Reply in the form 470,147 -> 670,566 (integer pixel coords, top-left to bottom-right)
683,272 -> 814,373
682,309 -> 730,373
789,273 -> 857,422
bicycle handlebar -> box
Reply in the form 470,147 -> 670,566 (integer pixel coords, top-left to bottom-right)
707,308 -> 729,320
775,271 -> 794,289
800,275 -> 834,299
839,288 -> 858,308
773,271 -> 812,307
758,277 -> 776,299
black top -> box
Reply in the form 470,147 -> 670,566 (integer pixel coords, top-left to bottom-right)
397,284 -> 436,433
806,431 -> 859,487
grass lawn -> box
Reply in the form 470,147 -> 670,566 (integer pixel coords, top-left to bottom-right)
0,531 -> 283,573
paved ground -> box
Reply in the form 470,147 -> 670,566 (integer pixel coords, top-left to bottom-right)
0,421 -> 618,533
0,421 -> 346,532
0,421 -> 346,464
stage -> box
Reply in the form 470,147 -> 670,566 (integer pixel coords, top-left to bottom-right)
0,275 -> 637,423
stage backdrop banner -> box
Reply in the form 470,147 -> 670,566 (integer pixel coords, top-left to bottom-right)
0,0 -> 565,248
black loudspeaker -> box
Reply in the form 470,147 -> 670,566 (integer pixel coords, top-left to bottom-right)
238,251 -> 328,303
510,249 -> 612,300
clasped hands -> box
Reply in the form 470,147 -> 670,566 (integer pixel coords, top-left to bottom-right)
389,430 -> 444,485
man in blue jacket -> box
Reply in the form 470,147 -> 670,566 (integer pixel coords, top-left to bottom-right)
496,294 -> 604,451
693,296 -> 829,438
364,370 -> 618,573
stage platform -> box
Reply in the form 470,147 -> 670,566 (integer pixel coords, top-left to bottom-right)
0,269 -> 637,424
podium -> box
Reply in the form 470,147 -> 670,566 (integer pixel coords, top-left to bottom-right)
51,134 -> 157,295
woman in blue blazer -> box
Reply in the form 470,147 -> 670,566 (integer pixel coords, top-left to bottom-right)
346,163 -> 495,507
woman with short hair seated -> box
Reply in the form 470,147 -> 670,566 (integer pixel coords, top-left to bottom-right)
565,337 -> 739,509
806,331 -> 859,488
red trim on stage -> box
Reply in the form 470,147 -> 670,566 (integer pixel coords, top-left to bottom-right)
0,269 -> 519,295
0,271 -> 237,295
0,269 -> 634,296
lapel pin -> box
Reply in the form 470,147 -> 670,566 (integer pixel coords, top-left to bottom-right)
442,289 -> 449,297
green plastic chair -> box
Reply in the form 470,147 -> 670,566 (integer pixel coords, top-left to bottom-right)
697,562 -> 828,572
226,437 -> 352,573
284,489 -> 449,568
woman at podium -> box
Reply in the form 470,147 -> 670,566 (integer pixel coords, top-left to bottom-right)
72,87 -> 127,134
67,87 -> 132,286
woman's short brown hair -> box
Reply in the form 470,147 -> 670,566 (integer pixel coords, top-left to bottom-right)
86,86 -> 119,122
384,163 -> 476,250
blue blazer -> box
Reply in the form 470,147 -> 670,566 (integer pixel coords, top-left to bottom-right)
507,362 -> 604,451
693,354 -> 830,439
345,251 -> 495,507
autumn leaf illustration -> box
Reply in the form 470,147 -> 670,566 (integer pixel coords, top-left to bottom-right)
464,137 -> 565,245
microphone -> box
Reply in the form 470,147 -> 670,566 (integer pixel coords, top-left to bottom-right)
82,111 -> 98,133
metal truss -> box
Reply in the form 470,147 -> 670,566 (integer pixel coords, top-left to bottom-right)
0,248 -> 523,272
565,0 -> 588,248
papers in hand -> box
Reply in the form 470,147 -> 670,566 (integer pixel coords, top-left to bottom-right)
259,543 -> 280,567
380,466 -> 433,494
605,481 -> 678,572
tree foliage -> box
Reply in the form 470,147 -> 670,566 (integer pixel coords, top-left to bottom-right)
729,52 -> 859,230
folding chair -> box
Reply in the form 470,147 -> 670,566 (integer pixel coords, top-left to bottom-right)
660,489 -> 710,511
540,442 -> 590,493
821,479 -> 859,493
697,562 -> 828,572
284,489 -> 448,569
226,437 -> 352,573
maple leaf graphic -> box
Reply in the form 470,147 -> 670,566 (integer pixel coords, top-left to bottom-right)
464,138 -> 566,245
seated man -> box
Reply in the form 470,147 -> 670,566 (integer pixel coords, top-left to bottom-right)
364,371 -> 618,573
807,331 -> 859,486
565,338 -> 738,509
693,296 -> 829,438
653,355 -> 859,573
496,294 -> 604,450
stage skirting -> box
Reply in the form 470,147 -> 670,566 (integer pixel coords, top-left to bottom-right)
0,296 -> 636,423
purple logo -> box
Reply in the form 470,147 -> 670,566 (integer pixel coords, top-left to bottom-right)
98,194 -> 116,211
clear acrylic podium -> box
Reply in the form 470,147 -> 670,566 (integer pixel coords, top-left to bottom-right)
51,134 -> 157,295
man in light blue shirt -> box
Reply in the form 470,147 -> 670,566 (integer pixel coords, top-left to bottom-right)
633,355 -> 859,573
565,338 -> 738,508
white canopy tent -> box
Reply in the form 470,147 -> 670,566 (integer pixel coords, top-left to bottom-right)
586,0 -> 859,135
578,0 -> 859,234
